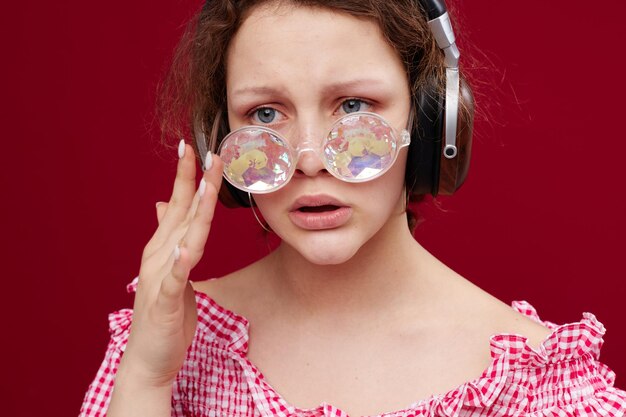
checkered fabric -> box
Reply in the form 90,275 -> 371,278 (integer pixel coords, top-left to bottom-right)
79,280 -> 626,416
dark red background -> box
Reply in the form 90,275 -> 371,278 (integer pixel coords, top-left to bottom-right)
2,1 -> 625,415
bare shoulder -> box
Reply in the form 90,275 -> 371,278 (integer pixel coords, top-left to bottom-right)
191,270 -> 246,298
453,280 -> 553,350
190,259 -> 268,318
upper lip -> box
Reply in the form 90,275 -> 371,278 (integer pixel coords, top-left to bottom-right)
289,194 -> 348,211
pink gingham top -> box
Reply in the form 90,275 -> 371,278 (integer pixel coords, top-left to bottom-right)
79,280 -> 626,417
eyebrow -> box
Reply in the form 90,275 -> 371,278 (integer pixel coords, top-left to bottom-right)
321,79 -> 388,95
230,78 -> 388,98
230,85 -> 282,98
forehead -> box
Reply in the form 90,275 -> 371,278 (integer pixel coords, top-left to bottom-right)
226,3 -> 406,96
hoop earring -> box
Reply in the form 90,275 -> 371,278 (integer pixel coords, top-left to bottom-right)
248,193 -> 272,233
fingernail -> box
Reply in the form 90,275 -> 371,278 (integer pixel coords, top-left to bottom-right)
155,201 -> 165,209
178,139 -> 186,159
198,178 -> 207,197
204,151 -> 213,171
174,245 -> 181,261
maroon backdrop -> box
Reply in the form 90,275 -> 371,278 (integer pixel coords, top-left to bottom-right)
3,1 -> 625,415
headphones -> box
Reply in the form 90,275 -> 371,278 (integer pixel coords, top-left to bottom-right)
197,0 -> 474,207
407,0 -> 474,198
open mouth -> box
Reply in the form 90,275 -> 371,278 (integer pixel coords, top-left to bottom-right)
289,196 -> 352,229
297,205 -> 341,213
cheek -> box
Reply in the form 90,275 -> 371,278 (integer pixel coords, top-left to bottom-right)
372,151 -> 408,198
366,153 -> 408,214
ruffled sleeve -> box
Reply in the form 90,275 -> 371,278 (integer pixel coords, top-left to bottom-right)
78,278 -> 252,417
476,301 -> 626,416
78,287 -> 135,417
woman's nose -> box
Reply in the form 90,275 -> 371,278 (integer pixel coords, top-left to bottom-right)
292,124 -> 328,177
294,148 -> 327,177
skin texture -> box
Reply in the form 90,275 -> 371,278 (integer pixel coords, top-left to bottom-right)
108,3 -> 552,417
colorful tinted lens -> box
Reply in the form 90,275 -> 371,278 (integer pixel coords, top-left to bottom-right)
219,128 -> 293,193
218,112 -> 406,193
323,113 -> 398,182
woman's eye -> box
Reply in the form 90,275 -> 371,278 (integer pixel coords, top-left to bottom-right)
253,107 -> 278,124
340,99 -> 371,114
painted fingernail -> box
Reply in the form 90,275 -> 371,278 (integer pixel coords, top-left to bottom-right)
204,151 -> 213,172
178,139 -> 186,159
174,245 -> 181,261
198,178 -> 206,197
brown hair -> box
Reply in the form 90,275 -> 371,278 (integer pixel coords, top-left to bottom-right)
157,0 -> 467,230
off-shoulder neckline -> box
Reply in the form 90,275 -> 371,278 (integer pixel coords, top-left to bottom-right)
187,281 -> 605,361
123,278 -> 609,417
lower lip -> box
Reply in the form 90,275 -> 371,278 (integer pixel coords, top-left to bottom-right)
288,207 -> 352,230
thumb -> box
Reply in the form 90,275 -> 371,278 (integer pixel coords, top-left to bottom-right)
155,201 -> 169,225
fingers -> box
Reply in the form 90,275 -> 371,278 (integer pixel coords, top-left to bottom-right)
177,154 -> 223,267
151,142 -> 198,242
156,153 -> 223,306
129,142 -> 217,380
156,245 -> 189,313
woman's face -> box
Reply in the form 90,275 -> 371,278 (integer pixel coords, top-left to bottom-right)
226,3 -> 411,265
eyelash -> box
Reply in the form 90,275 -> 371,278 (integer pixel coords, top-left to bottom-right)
247,98 -> 374,125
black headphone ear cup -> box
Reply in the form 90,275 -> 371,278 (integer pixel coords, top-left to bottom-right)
406,77 -> 474,198
406,81 -> 443,198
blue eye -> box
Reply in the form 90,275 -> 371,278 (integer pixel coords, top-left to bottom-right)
341,99 -> 366,114
255,108 -> 276,123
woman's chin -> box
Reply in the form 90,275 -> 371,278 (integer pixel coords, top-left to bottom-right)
303,251 -> 356,266
285,239 -> 361,266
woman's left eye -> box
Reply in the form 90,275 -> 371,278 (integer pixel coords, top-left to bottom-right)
248,106 -> 287,125
340,99 -> 371,114
252,107 -> 278,124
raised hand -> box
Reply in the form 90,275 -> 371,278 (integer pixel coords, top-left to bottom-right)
107,141 -> 223,415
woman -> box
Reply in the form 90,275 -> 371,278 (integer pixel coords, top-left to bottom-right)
79,0 -> 626,416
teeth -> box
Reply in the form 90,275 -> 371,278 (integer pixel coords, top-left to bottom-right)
299,205 -> 339,213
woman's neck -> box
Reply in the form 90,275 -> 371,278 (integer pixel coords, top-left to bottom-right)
262,209 -> 439,323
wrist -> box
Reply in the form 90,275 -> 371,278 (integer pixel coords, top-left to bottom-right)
108,366 -> 173,417
116,353 -> 178,390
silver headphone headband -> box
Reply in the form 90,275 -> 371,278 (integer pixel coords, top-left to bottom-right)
427,8 -> 460,160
